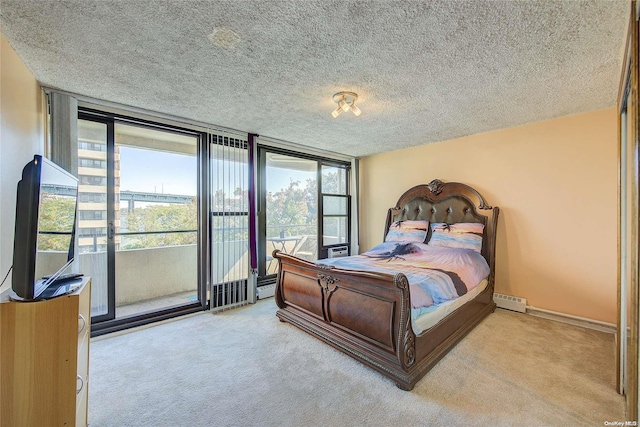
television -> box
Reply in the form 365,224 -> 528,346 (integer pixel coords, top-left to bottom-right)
11,155 -> 80,300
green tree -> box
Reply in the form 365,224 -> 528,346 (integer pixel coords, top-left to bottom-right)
266,179 -> 316,238
321,168 -> 345,195
121,199 -> 197,249
38,194 -> 76,251
264,170 -> 343,238
119,170 -> 343,249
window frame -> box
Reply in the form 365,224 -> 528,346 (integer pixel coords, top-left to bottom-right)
256,146 -> 351,283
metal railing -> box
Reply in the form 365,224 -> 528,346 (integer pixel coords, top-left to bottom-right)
266,224 -> 316,238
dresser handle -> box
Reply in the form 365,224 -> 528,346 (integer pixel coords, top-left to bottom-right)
77,375 -> 84,394
78,314 -> 86,334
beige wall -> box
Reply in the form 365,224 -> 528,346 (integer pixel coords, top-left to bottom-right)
0,34 -> 44,294
360,109 -> 618,323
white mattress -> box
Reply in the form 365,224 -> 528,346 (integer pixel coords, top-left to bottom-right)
411,279 -> 489,335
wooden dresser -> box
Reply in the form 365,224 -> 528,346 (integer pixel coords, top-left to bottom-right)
0,277 -> 91,427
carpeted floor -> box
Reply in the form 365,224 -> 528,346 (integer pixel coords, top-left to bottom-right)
89,299 -> 625,426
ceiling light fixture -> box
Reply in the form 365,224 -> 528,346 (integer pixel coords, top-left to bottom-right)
332,92 -> 361,118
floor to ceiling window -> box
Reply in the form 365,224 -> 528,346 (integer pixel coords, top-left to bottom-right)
321,165 -> 350,252
113,123 -> 199,317
76,119 -> 109,319
49,94 -> 352,333
263,152 -> 318,276
257,147 -> 351,283
76,111 -> 207,334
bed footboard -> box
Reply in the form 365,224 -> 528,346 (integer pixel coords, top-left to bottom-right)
273,250 -> 418,389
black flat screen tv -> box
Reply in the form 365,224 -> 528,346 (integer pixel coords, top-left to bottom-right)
11,155 -> 79,300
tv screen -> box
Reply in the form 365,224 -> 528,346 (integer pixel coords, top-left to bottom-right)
11,155 -> 78,300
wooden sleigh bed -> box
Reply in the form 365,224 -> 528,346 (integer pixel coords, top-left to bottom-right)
273,179 -> 499,390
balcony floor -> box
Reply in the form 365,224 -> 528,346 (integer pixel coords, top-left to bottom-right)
115,290 -> 198,318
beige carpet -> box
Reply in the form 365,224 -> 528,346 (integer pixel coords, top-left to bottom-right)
89,300 -> 625,426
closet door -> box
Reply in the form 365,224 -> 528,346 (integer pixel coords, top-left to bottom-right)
618,2 -> 640,421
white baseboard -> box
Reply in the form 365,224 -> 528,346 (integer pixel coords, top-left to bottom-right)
524,305 -> 616,334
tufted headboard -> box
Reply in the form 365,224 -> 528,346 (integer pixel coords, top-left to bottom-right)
383,179 -> 500,285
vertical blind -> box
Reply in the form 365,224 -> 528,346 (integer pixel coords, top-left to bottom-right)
210,133 -> 249,310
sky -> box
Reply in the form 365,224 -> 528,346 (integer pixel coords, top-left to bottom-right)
119,146 -> 313,197
266,166 -> 314,193
119,147 -> 197,196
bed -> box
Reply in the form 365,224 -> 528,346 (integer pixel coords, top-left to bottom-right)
273,179 -> 499,390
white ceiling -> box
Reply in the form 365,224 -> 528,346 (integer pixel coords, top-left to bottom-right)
0,1 -> 629,158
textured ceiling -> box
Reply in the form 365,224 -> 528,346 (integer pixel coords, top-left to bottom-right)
0,1 -> 629,158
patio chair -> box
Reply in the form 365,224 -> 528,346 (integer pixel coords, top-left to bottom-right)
293,235 -> 317,261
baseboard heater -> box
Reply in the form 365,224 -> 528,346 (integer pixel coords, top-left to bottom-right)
211,280 -> 249,309
257,284 -> 276,300
493,292 -> 527,313
494,293 -> 615,333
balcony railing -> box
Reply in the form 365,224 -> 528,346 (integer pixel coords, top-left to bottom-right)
73,228 -> 248,315
37,225 -> 341,316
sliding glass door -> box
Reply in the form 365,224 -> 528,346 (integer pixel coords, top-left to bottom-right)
262,152 -> 318,276
78,111 -> 207,333
113,123 -> 199,317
